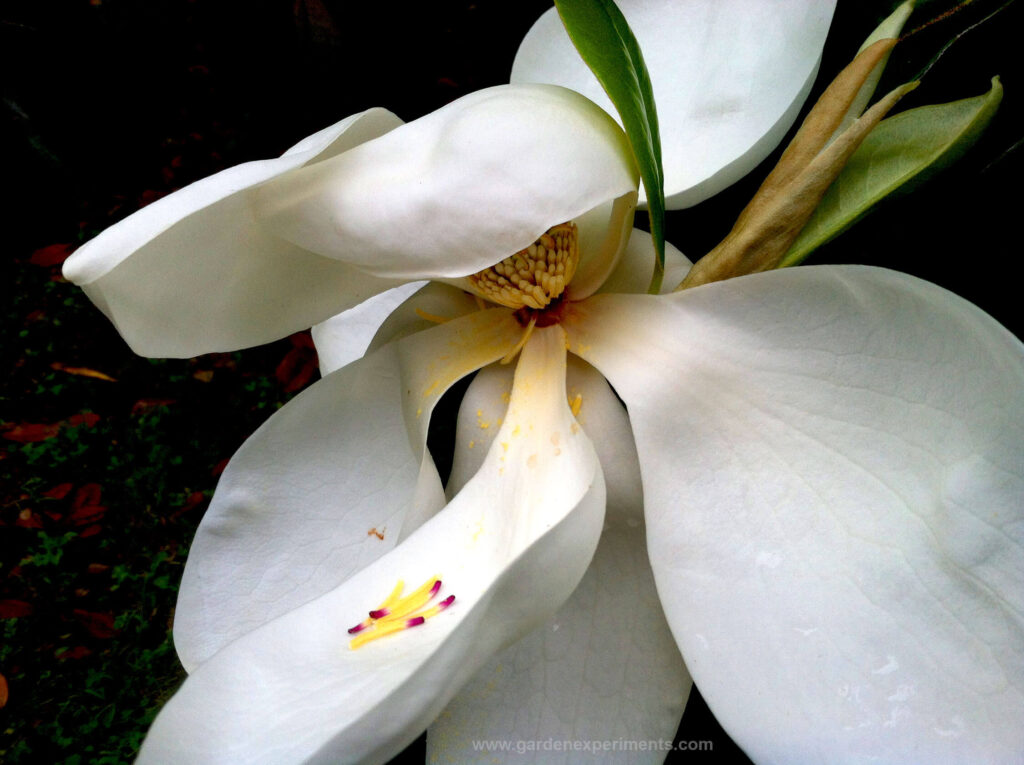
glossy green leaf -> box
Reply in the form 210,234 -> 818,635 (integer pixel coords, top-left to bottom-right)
782,77 -> 1002,267
553,0 -> 666,293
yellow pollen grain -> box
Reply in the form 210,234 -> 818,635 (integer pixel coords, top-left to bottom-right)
467,222 -> 579,310
568,393 -> 583,418
468,440 -> 475,449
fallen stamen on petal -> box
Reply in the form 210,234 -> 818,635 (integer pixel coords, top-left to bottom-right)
500,315 -> 537,365
469,222 -> 578,310
414,308 -> 452,324
348,576 -> 455,649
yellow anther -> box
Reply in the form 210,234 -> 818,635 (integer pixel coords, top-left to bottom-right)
349,619 -> 415,650
414,308 -> 451,324
377,576 -> 442,624
347,575 -> 456,650
468,222 -> 578,310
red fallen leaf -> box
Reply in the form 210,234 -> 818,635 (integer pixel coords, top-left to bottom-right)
25,309 -> 46,322
0,671 -> 8,709
16,510 -> 43,529
72,483 -> 102,509
131,398 -> 176,416
169,491 -> 205,521
65,412 -> 100,429
86,563 -> 110,574
2,422 -> 60,442
276,334 -> 319,393
192,370 -> 214,383
289,332 -> 315,349
29,243 -> 74,267
138,189 -> 167,207
70,484 -> 106,526
73,609 -> 119,639
50,362 -> 117,382
79,524 -> 102,538
211,458 -> 229,476
43,483 -> 74,500
56,646 -> 92,660
0,600 -> 33,618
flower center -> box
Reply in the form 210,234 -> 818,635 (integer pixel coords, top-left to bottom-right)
468,222 -> 579,310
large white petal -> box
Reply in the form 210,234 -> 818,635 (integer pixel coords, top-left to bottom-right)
311,281 -> 428,376
512,1 -> 836,209
565,267 -> 1024,763
258,84 -> 638,280
140,326 -> 605,765
174,308 -> 521,671
429,357 -> 690,763
63,109 -> 406,357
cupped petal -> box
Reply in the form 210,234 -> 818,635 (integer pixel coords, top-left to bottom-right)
174,308 -> 521,671
429,357 -> 690,763
597,228 -> 692,297
140,326 -> 606,765
565,267 -> 1024,762
63,109 -> 407,357
257,84 -> 639,281
311,281 -> 427,376
512,1 -> 836,209
368,281 -> 483,354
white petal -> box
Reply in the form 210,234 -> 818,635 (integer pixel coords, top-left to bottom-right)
174,308 -> 521,671
429,357 -> 690,763
565,266 -> 1024,762
140,326 -> 605,765
258,84 -> 638,280
63,109 -> 406,357
512,1 -> 836,209
311,281 -> 427,375
596,228 -> 692,296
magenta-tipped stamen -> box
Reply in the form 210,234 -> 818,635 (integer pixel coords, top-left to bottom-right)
347,622 -> 369,635
429,579 -> 442,597
437,595 -> 455,610
368,607 -> 391,619
406,616 -> 426,628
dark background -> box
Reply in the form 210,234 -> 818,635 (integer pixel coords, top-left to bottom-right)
2,0 -> 1021,762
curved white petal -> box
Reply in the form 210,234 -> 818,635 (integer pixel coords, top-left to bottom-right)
429,357 -> 690,763
63,109 -> 407,357
565,266 -> 1024,763
311,281 -> 428,375
174,308 -> 521,671
258,84 -> 638,280
140,326 -> 605,765
512,1 -> 836,209
597,228 -> 692,296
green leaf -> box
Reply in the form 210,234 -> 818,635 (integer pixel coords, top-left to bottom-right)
781,76 -> 1002,267
553,0 -> 666,293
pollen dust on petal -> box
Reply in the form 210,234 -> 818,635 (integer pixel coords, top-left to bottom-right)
367,527 -> 385,540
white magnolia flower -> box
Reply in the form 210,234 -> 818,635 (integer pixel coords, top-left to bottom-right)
62,1 -> 1023,763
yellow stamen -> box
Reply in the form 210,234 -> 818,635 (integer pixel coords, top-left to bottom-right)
500,315 -> 537,365
377,575 -> 442,624
414,308 -> 451,324
349,619 -> 417,650
347,575 -> 455,650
